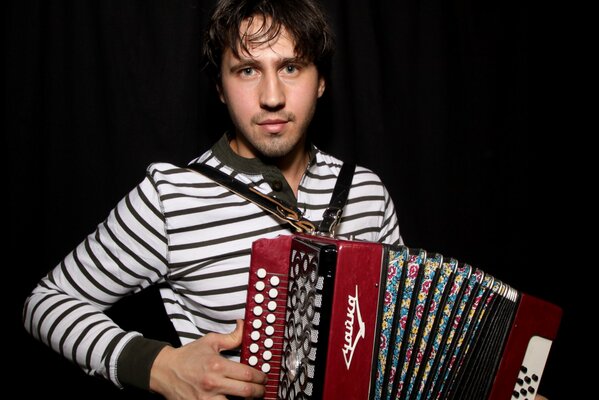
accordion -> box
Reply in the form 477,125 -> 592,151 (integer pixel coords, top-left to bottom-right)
240,234 -> 561,400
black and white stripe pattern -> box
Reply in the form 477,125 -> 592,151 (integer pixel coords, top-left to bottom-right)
23,147 -> 402,387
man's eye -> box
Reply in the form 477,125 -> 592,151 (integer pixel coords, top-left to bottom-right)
284,65 -> 299,74
240,67 -> 255,76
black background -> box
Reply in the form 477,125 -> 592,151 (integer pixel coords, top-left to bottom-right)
6,1 -> 572,398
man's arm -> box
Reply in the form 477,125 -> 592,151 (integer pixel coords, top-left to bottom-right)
377,184 -> 403,246
22,174 -> 170,386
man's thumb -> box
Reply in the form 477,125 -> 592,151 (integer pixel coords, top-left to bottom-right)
218,319 -> 244,351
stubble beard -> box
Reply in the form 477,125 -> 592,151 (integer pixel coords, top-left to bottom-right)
248,131 -> 301,159
244,110 -> 310,159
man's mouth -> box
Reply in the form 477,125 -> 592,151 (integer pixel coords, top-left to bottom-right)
257,119 -> 288,133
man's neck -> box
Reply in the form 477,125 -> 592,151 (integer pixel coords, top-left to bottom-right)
277,149 -> 309,196
228,136 -> 309,195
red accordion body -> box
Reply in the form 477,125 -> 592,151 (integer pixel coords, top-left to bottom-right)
240,235 -> 561,400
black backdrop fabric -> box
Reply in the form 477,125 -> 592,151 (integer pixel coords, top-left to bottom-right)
5,1 -> 570,399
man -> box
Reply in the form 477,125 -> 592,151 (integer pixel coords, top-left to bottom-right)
23,1 -> 401,399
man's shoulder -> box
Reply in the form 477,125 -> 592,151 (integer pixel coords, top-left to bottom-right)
146,161 -> 190,175
144,145 -> 213,176
143,159 -> 212,184
314,149 -> 382,182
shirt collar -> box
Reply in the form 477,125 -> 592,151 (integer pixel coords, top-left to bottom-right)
210,133 -> 318,206
211,132 -> 317,175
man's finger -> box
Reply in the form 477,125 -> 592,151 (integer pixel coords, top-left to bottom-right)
225,359 -> 267,384
219,376 -> 267,399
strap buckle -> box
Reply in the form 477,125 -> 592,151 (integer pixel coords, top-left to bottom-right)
244,186 -> 315,233
319,206 -> 342,236
274,204 -> 316,234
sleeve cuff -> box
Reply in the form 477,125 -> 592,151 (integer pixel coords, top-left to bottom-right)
116,336 -> 171,391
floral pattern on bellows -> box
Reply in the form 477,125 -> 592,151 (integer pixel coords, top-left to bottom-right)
372,247 -> 513,400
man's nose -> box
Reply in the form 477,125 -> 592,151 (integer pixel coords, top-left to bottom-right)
259,71 -> 285,110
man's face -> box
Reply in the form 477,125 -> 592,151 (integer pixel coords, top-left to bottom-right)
218,19 -> 325,160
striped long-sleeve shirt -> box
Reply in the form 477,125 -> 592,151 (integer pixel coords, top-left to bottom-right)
22,134 -> 402,389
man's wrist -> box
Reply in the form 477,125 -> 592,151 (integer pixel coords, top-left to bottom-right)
117,336 -> 171,391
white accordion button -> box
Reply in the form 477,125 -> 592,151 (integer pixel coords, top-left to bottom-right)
265,325 -> 275,336
251,330 -> 260,341
254,293 -> 264,304
261,363 -> 271,373
252,319 -> 262,329
268,288 -> 278,298
249,343 -> 259,354
266,313 -> 276,324
264,338 -> 274,348
257,268 -> 267,279
253,306 -> 263,316
270,276 -> 280,286
263,350 -> 272,361
267,301 -> 277,311
248,355 -> 258,366
255,281 -> 265,291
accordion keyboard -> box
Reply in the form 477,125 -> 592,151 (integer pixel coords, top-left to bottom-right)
246,267 -> 289,397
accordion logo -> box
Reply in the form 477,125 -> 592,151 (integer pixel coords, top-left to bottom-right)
342,285 -> 366,369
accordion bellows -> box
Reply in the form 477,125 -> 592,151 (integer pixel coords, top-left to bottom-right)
240,235 -> 561,400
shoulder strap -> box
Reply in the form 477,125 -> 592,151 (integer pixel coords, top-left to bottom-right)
318,162 -> 355,235
187,162 -> 354,236
186,163 -> 316,233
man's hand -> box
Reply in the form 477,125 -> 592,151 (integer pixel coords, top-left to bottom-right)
149,320 -> 267,400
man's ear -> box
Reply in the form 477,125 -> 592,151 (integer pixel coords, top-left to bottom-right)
216,82 -> 226,104
317,76 -> 326,98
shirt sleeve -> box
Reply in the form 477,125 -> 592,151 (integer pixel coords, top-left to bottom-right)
377,184 -> 404,246
22,169 -> 170,388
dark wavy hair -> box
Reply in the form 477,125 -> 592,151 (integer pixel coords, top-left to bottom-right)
203,0 -> 335,84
